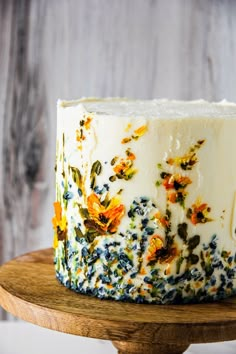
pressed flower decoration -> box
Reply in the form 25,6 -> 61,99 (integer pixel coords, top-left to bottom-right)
76,115 -> 93,149
52,201 -> 67,248
147,234 -> 179,266
53,120 -> 236,305
156,139 -> 212,221
147,235 -> 164,261
121,124 -> 147,144
160,172 -> 192,207
110,149 -> 137,181
187,199 -> 212,225
85,193 -> 125,235
150,139 -> 213,270
153,211 -> 170,228
166,139 -> 205,170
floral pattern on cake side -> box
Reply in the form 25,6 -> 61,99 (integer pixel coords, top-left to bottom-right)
53,114 -> 236,304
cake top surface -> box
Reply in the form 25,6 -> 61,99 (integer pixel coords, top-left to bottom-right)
58,98 -> 236,119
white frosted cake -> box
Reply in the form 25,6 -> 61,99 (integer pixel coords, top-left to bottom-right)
52,98 -> 236,304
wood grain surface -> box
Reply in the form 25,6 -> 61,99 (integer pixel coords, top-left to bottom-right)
1,248 -> 236,353
1,0 -> 236,321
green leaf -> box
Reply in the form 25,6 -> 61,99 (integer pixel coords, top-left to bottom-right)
91,160 -> 102,175
79,207 -> 89,219
70,166 -> 82,187
111,156 -> 118,166
90,176 -> 96,189
187,253 -> 199,265
109,175 -> 116,182
74,226 -> 84,239
187,235 -> 200,251
204,262 -> 214,277
84,229 -> 101,243
177,223 -> 188,242
176,256 -> 184,274
90,161 -> 102,190
101,193 -> 110,208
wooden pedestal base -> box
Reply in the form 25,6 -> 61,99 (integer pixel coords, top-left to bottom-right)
112,341 -> 189,354
1,249 -> 236,354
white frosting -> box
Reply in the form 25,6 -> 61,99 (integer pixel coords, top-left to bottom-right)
58,98 -> 236,118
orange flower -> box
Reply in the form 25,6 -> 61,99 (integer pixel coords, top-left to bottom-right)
84,116 -> 92,129
86,193 -> 125,234
113,149 -> 137,180
126,150 -> 136,160
160,174 -> 191,207
162,174 -> 192,190
113,160 -> 128,174
168,191 -> 188,205
168,192 -> 177,203
147,234 -> 179,264
154,211 -> 169,228
140,267 -> 147,275
52,201 -> 62,227
52,202 -> 67,247
187,199 -> 212,225
147,235 -> 164,261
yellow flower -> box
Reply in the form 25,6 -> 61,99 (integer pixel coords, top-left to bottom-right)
134,125 -> 147,137
147,235 -> 179,264
154,211 -> 170,228
187,199 -> 212,225
86,193 -> 125,234
52,202 -> 67,247
84,116 -> 92,129
147,235 -> 164,261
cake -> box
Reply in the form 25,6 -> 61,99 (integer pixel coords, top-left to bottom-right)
52,98 -> 236,304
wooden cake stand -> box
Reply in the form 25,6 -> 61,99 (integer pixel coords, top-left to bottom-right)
1,249 -> 236,354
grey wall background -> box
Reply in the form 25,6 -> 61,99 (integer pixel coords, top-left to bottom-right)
0,0 -> 236,320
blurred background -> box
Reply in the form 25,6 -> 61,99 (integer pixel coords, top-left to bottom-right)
0,0 -> 236,342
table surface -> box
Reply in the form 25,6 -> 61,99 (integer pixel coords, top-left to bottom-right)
1,249 -> 236,348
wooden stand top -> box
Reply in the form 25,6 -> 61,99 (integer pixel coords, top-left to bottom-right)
0,248 -> 236,348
